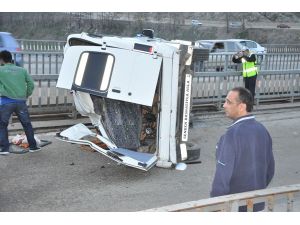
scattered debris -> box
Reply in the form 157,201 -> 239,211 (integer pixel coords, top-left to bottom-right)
11,134 -> 41,148
175,162 -> 187,171
10,134 -> 51,154
80,137 -> 108,152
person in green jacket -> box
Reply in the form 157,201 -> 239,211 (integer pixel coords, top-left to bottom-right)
0,50 -> 41,155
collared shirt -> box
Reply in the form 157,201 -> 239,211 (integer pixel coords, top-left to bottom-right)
229,114 -> 255,128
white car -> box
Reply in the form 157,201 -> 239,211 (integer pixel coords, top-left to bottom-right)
229,22 -> 242,28
195,39 -> 266,65
191,20 -> 202,26
194,39 -> 266,71
195,39 -> 266,55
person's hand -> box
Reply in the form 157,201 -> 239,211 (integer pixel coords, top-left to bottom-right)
234,52 -> 243,59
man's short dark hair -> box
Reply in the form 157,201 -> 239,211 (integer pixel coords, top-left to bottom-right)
231,87 -> 254,112
0,50 -> 13,63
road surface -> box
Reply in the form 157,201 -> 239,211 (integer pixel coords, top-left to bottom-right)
1,107 -> 300,211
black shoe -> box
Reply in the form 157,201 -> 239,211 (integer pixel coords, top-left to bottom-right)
0,149 -> 10,155
29,147 -> 42,153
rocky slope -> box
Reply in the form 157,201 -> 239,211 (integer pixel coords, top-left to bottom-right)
1,12 -> 300,44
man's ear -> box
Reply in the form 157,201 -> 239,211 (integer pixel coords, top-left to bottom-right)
239,102 -> 247,112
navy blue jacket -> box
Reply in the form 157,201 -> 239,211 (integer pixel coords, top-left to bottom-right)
210,115 -> 275,211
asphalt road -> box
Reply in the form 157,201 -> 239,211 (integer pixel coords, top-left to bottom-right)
1,107 -> 300,211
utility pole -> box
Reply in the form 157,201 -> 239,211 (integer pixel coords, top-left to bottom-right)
226,13 -> 229,33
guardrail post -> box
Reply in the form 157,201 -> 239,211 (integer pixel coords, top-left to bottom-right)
287,192 -> 294,212
224,200 -> 239,212
71,104 -> 78,119
290,72 -> 295,103
263,54 -> 268,71
267,195 -> 274,212
224,55 -> 228,72
256,75 -> 262,106
217,76 -> 224,110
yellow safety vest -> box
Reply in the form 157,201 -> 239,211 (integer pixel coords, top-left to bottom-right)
241,57 -> 257,78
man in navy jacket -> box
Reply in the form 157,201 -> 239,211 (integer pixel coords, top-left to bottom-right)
210,87 -> 275,211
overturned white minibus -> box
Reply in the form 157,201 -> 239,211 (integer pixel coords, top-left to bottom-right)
56,32 -> 200,171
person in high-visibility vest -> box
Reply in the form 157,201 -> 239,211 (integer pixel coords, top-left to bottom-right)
232,47 -> 258,98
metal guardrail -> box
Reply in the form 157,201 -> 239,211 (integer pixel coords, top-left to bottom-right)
28,70 -> 300,117
18,50 -> 300,115
143,184 -> 300,212
17,39 -> 66,52
192,70 -> 300,107
9,51 -> 300,76
11,51 -> 64,75
28,75 -> 75,116
193,53 -> 300,72
262,44 -> 300,53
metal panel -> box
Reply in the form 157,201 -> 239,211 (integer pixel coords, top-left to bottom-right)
57,45 -> 162,106
58,123 -> 157,171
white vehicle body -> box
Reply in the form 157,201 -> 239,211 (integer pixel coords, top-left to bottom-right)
56,33 -> 198,171
229,21 -> 242,28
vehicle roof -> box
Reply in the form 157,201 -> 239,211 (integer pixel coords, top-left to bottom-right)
67,33 -> 179,57
0,32 -> 12,35
227,39 -> 256,42
0,32 -> 20,48
197,39 -> 254,42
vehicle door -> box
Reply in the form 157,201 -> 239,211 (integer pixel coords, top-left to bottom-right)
57,43 -> 162,107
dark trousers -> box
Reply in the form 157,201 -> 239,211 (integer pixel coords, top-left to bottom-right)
0,102 -> 37,151
244,75 -> 257,98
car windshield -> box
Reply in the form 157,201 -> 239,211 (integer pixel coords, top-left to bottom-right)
227,42 -> 240,52
239,41 -> 257,49
198,42 -> 214,49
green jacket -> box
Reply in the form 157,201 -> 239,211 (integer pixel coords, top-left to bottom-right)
0,64 -> 34,100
